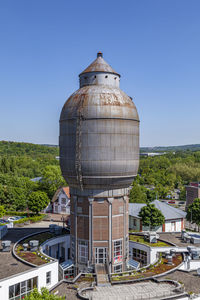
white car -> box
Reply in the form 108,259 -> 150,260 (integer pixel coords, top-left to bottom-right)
8,216 -> 22,222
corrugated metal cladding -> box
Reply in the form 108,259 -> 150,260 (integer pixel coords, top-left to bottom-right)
59,53 -> 140,190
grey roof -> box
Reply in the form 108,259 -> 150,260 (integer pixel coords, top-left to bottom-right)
129,200 -> 186,220
30,176 -> 42,182
60,259 -> 74,270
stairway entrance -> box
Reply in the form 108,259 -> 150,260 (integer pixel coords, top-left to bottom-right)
95,247 -> 107,264
95,263 -> 110,286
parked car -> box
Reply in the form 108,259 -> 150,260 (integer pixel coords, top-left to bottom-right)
8,216 -> 24,222
178,201 -> 185,205
168,200 -> 175,204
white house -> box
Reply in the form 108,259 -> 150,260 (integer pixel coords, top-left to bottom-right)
129,200 -> 186,233
51,187 -> 70,215
45,187 -> 70,214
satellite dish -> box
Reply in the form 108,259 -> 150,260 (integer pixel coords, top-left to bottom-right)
197,268 -> 200,276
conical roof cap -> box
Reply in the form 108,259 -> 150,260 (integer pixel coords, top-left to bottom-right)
79,52 -> 120,77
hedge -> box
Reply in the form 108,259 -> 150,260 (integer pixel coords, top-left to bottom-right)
5,211 -> 36,217
13,215 -> 45,224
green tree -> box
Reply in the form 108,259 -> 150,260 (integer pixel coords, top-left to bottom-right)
40,165 -> 66,199
6,186 -> 27,211
0,184 -> 6,205
129,183 -> 147,203
146,189 -> 157,202
28,191 -> 49,214
25,287 -> 65,300
139,203 -> 165,231
0,205 -> 5,218
179,187 -> 186,201
186,198 -> 200,227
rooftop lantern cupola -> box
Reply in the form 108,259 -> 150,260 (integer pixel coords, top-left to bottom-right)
79,52 -> 120,88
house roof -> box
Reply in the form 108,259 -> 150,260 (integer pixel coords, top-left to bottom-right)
129,200 -> 186,220
30,177 -> 42,182
62,187 -> 70,198
52,187 -> 70,202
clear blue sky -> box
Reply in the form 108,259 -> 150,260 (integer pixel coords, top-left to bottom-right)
0,0 -> 200,147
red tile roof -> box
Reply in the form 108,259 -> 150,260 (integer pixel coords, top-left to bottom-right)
62,187 -> 70,198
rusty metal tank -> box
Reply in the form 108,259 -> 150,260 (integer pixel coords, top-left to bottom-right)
59,52 -> 139,190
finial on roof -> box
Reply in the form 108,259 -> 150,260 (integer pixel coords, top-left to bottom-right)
97,51 -> 103,58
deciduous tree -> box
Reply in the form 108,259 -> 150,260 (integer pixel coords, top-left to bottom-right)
25,287 -> 65,299
139,203 -> 165,231
186,198 -> 200,227
28,191 -> 49,214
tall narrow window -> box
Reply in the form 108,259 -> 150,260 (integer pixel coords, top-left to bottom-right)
78,240 -> 88,264
114,240 -> 122,264
46,271 -> 51,285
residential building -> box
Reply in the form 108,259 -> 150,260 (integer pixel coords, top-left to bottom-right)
52,187 -> 70,215
44,187 -> 70,215
129,200 -> 186,232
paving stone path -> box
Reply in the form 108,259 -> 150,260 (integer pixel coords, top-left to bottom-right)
96,264 -> 110,286
86,281 -> 179,299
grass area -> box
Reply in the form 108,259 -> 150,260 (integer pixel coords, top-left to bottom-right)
129,234 -> 170,247
111,254 -> 183,282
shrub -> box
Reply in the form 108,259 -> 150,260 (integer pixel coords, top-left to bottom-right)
13,215 -> 45,224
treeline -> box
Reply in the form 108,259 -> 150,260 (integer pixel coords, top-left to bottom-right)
130,151 -> 200,203
1,141 -> 200,208
0,141 -> 58,156
0,141 -> 65,211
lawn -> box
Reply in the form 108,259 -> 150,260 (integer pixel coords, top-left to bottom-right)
129,234 -> 170,247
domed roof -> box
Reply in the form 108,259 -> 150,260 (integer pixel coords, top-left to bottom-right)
60,85 -> 139,121
79,52 -> 120,76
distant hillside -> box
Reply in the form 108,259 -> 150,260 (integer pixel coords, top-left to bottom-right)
0,141 -> 59,157
1,140 -> 200,156
140,144 -> 200,152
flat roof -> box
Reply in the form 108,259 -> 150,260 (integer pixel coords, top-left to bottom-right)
0,228 -> 46,281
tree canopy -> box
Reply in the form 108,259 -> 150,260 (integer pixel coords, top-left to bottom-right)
0,205 -> 5,218
129,183 -> 147,203
28,191 -> 49,214
25,288 -> 64,300
0,141 -> 199,211
0,141 -> 67,212
40,165 -> 66,199
139,203 -> 165,231
186,198 -> 200,226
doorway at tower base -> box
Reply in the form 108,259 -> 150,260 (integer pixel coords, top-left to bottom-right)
69,187 -> 131,274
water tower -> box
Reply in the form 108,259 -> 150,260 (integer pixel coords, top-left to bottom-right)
59,52 -> 139,273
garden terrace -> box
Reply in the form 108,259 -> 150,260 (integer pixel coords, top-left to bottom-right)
0,228 -> 45,280
14,229 -> 68,266
111,253 -> 183,282
129,234 -> 172,247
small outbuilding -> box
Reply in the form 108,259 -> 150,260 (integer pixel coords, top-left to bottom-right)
129,200 -> 186,233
